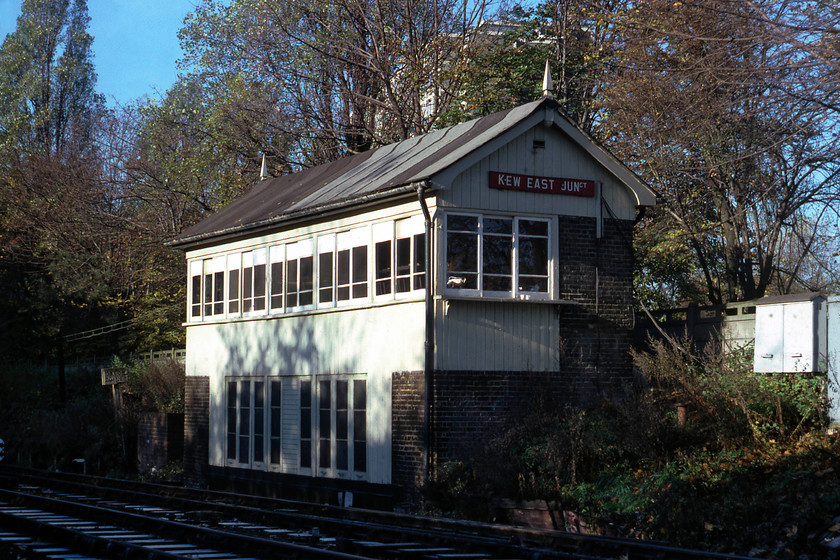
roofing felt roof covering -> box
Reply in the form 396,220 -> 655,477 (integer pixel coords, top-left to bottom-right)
171,97 -> 655,248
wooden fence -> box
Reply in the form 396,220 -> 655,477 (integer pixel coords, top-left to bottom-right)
634,301 -> 756,351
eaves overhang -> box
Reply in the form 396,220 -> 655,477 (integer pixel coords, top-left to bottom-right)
168,181 -> 429,250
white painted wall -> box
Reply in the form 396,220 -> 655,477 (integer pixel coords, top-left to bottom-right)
186,301 -> 425,485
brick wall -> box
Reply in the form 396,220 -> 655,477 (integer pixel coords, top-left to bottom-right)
391,371 -> 426,500
137,412 -> 184,474
184,376 -> 210,488
555,216 -> 636,402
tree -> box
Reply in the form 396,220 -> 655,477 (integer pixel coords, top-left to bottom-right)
178,0 -> 490,167
434,0 -> 627,133
0,0 -> 115,380
598,0 -> 840,304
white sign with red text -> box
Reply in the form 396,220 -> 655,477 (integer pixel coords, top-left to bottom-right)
489,171 -> 595,197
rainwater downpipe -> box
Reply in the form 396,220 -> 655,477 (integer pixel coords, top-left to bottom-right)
417,183 -> 434,480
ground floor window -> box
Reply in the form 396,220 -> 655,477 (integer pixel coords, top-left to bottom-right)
226,378 -> 265,468
315,376 -> 366,478
225,374 -> 367,480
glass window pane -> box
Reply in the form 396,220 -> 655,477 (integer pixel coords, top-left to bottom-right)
484,275 -> 512,292
270,408 -> 281,435
483,235 -> 512,274
353,380 -> 366,410
484,217 -> 512,234
191,275 -> 202,317
243,268 -> 253,312
204,274 -> 212,316
352,246 -> 367,283
448,214 -> 478,232
336,380 -> 348,409
300,380 -> 311,469
320,439 -> 331,468
414,233 -> 426,274
337,410 -> 348,440
337,250 -> 350,284
375,241 -> 391,279
300,256 -> 314,306
286,260 -> 298,308
319,252 -> 334,303
228,270 -> 239,314
270,261 -> 283,310
253,264 -> 266,310
446,232 -> 478,272
375,241 -> 391,296
519,237 -> 548,276
227,382 -> 236,461
301,406 -> 311,437
447,272 -> 477,290
354,440 -> 366,473
213,271 -> 224,314
337,250 -> 350,301
520,276 -> 549,293
301,441 -> 311,468
337,441 -> 348,471
396,238 -> 410,276
519,219 -> 549,236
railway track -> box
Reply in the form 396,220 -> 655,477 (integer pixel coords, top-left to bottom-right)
0,465 -> 762,560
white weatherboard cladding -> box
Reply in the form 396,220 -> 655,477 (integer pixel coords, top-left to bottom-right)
436,124 -> 638,220
186,301 -> 426,484
435,300 -> 560,371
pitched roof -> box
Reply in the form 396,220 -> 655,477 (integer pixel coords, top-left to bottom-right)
171,97 -> 656,248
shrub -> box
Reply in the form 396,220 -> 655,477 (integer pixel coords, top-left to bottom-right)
633,336 -> 825,449
424,334 -> 833,555
119,357 -> 185,414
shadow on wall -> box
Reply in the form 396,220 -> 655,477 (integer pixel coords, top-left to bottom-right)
202,307 -> 417,482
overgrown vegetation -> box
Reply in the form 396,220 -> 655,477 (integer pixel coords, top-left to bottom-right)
0,357 -> 184,478
424,338 -> 840,557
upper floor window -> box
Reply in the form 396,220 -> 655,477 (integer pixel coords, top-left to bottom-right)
188,216 -> 428,322
445,213 -> 550,298
336,228 -> 368,304
242,249 -> 267,314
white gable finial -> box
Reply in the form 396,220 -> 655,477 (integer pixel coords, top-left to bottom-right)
260,154 -> 268,181
542,60 -> 554,99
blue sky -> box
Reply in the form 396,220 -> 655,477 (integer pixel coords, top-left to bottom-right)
0,0 -> 197,105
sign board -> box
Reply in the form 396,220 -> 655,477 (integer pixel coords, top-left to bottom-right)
489,171 -> 595,197
101,367 -> 129,386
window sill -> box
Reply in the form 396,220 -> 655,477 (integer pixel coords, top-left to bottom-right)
184,294 -> 426,326
439,293 -> 581,305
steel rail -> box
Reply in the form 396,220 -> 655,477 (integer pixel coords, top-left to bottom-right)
0,466 -> 767,560
0,488 -> 375,560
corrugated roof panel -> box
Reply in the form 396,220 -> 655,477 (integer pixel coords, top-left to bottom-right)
171,98 -> 656,248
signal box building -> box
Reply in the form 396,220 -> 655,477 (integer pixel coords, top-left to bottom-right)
171,94 -> 656,505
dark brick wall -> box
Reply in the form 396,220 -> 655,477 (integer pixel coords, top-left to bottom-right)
184,376 -> 210,488
391,371 -> 426,500
137,412 -> 184,474
555,216 -> 636,401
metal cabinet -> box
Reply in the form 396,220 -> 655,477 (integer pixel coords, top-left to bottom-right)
753,293 -> 825,374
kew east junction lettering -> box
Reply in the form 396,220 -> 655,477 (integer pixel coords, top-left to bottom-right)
489,171 -> 595,197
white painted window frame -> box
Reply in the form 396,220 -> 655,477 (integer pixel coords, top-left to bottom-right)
444,212 -> 552,300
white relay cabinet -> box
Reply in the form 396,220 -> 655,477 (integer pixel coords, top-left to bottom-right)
753,293 -> 826,374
